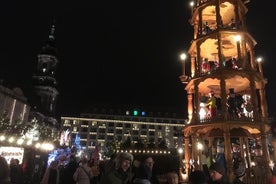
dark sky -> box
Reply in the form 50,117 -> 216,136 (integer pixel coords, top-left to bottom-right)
0,1 -> 275,118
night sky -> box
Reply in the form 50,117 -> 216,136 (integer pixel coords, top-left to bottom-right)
0,1 -> 275,118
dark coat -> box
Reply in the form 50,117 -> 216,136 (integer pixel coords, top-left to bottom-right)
100,168 -> 130,184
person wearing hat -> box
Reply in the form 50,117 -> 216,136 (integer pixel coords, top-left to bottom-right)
132,164 -> 152,184
232,142 -> 242,170
208,162 -> 230,184
189,170 -> 208,184
251,144 -> 265,178
232,164 -> 246,184
100,152 -> 133,184
166,171 -> 179,184
227,88 -> 238,117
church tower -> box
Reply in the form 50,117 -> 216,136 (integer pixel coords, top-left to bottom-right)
31,24 -> 59,127
180,0 -> 272,182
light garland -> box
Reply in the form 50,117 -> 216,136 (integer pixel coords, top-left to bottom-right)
116,149 -> 171,154
0,134 -> 55,151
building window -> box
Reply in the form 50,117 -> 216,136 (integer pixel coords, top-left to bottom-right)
90,135 -> 96,139
125,124 -> 131,128
141,130 -> 147,135
132,130 -> 139,135
157,132 -> 162,137
107,136 -> 114,140
98,135 -> 105,140
81,127 -> 88,132
108,122 -> 114,127
141,124 -> 147,129
116,129 -> 123,134
91,128 -> 97,132
80,134 -> 87,139
133,137 -> 139,142
99,128 -> 106,134
107,129 -> 114,133
73,127 -> 78,132
82,121 -> 89,126
80,141 -> 87,146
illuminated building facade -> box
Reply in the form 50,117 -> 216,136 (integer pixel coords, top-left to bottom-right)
0,84 -> 30,124
61,110 -> 186,152
180,0 -> 272,183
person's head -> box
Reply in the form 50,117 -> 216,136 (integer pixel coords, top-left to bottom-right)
209,162 -> 225,181
216,143 -> 224,153
115,152 -> 133,172
15,158 -> 20,165
144,156 -> 154,171
10,158 -> 16,166
0,156 -> 10,182
166,171 -> 179,184
69,155 -> 76,163
81,157 -> 88,165
232,143 -> 240,153
254,145 -> 263,156
189,170 -> 208,184
136,164 -> 152,180
209,90 -> 214,97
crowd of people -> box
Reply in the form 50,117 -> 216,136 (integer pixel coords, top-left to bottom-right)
0,151 -> 276,184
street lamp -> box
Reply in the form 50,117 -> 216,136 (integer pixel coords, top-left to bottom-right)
234,35 -> 241,61
190,1 -> 195,15
256,57 -> 263,76
177,147 -> 185,182
180,53 -> 187,76
178,147 -> 184,154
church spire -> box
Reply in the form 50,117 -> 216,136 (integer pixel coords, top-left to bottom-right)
31,22 -> 59,127
48,23 -> 55,41
40,21 -> 57,56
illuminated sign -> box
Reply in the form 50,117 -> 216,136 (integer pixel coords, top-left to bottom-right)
0,146 -> 24,164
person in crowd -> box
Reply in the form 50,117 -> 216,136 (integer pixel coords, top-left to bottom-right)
10,158 -> 24,184
73,157 -> 93,184
188,170 -> 208,184
62,155 -> 78,184
208,162 -> 230,184
41,160 -> 60,184
251,144 -> 265,179
143,156 -> 159,184
0,156 -> 11,184
166,171 -> 179,184
215,142 -> 227,174
270,164 -> 276,184
100,152 -> 133,184
232,142 -> 242,170
132,163 -> 152,184
101,153 -> 116,175
227,88 -> 244,118
232,163 -> 246,184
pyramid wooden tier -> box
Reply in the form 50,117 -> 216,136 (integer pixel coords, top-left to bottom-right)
182,120 -> 272,183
